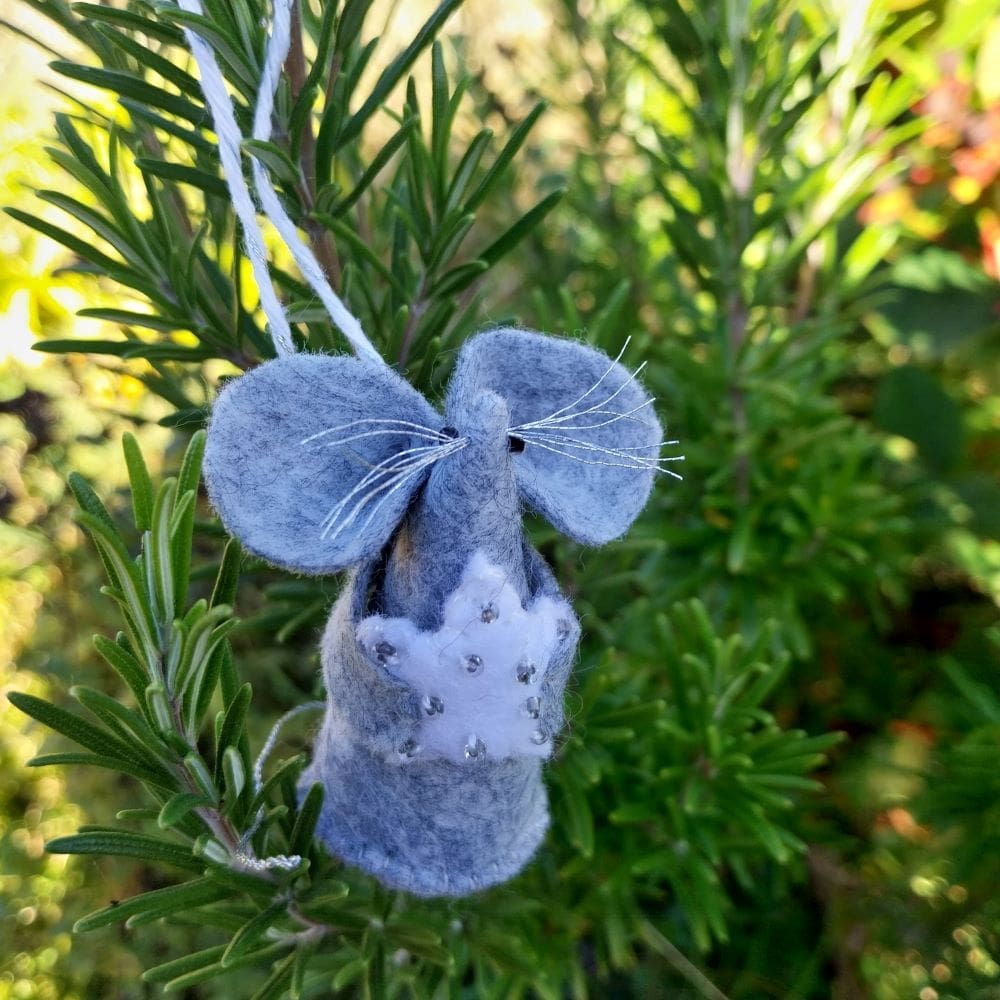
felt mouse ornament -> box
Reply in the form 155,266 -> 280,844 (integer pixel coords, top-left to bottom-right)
203,329 -> 667,895
174,0 -> 676,895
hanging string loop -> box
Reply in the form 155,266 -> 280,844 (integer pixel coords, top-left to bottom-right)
175,0 -> 385,367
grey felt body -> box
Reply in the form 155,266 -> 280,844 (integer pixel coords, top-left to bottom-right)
302,548 -> 579,896
203,327 -> 660,896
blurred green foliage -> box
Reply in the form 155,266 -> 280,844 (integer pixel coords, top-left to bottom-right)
1,0 -> 998,997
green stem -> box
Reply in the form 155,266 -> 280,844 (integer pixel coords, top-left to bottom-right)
286,0 -> 342,289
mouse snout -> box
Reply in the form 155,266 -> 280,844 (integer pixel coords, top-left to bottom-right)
449,388 -> 511,447
383,387 -> 527,628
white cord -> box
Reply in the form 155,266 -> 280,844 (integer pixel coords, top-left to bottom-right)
250,0 -> 385,366
233,700 -> 326,873
176,0 -> 385,365
176,0 -> 295,356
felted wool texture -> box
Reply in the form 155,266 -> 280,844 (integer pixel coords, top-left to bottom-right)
203,353 -> 441,574
302,545 -> 579,897
382,388 -> 526,631
449,328 -> 662,545
204,331 -> 662,584
204,330 -> 658,895
318,562 -> 422,758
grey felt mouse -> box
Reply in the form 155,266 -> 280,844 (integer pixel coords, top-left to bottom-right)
203,326 -> 668,896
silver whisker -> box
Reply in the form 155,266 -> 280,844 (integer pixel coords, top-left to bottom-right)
517,435 -> 684,480
325,443 -> 465,544
319,444 -> 446,534
533,361 -> 649,428
301,417 -> 448,446
523,397 -> 658,434
319,442 -> 453,536
311,428 -> 449,449
519,429 -> 682,467
324,455 -> 435,542
521,429 -> 682,454
513,360 -> 649,433
321,439 -> 468,542
347,440 -> 468,543
530,336 -> 633,426
555,406 -> 653,428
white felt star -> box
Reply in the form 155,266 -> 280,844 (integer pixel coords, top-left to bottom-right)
356,552 -> 571,763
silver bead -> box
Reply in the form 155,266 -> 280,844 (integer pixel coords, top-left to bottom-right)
422,694 -> 444,716
464,735 -> 487,760
464,654 -> 484,676
397,738 -> 421,759
516,660 -> 537,684
523,696 -> 541,719
375,640 -> 397,663
530,729 -> 548,746
481,603 -> 498,624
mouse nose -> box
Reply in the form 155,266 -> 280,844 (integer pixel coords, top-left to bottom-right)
448,388 -> 510,446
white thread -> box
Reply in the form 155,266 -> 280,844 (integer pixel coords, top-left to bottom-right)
530,434 -> 681,453
178,1 -> 385,365
516,435 -> 684,480
233,700 -> 326,872
232,851 -> 301,874
249,0 -> 385,367
519,432 -> 683,471
301,418 -> 449,446
514,360 -> 651,433
345,440 -> 467,540
521,398 -> 657,434
519,427 -> 666,458
314,428 -> 450,448
519,430 -> 684,469
318,442 -> 448,534
525,337 -> 633,426
252,700 -> 326,793
519,438 -> 684,479
322,444 -> 463,544
176,0 -> 295,357
506,343 -> 683,477
299,417 -> 448,444
321,439 -> 467,541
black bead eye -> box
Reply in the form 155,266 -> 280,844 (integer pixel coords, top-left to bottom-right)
440,425 -> 459,439
507,435 -> 525,454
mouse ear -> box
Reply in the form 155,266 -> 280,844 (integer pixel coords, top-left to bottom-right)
447,328 -> 664,545
204,354 -> 443,574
